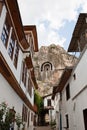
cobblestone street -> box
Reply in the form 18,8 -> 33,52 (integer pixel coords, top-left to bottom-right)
36,126 -> 51,130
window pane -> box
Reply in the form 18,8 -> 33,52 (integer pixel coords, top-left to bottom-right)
1,15 -> 10,47
1,23 -> 10,47
8,37 -> 15,59
14,43 -> 19,68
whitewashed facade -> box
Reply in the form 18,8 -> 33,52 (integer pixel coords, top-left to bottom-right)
52,13 -> 87,130
0,0 -> 38,130
52,93 -> 60,130
59,45 -> 87,130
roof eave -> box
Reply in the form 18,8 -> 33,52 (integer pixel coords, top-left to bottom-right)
68,13 -> 87,52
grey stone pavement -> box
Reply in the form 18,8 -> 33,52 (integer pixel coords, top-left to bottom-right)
35,126 -> 52,130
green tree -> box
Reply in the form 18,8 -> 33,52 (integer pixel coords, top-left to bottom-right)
34,90 -> 44,114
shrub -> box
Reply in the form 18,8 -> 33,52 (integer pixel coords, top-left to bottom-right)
0,102 -> 23,130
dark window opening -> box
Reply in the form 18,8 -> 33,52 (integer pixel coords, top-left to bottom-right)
47,99 -> 51,106
65,114 -> 69,128
73,73 -> 76,80
66,84 -> 70,100
83,109 -> 87,130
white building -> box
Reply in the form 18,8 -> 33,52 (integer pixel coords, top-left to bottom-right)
43,94 -> 55,125
0,0 -> 38,130
52,13 -> 87,130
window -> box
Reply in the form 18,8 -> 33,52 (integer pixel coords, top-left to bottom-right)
14,43 -> 19,68
83,109 -> 87,130
22,104 -> 28,122
28,77 -> 32,97
73,73 -> 76,80
31,113 -> 33,122
65,114 -> 69,128
22,61 -> 27,87
8,35 -> 15,59
66,84 -> 70,100
1,16 -> 10,47
47,99 -> 51,106
27,111 -> 30,127
0,1 -> 3,16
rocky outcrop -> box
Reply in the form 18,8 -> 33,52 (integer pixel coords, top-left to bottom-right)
33,44 -> 77,96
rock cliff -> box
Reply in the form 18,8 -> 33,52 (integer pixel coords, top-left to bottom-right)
33,44 -> 77,96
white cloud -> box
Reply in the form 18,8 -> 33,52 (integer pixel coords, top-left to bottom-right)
18,0 -> 87,48
37,23 -> 66,47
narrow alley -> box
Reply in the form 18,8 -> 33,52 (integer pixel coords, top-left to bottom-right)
0,0 -> 87,130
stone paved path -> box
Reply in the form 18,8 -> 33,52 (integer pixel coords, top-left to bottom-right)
35,126 -> 51,130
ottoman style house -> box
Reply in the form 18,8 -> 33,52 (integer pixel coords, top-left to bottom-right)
0,0 -> 38,130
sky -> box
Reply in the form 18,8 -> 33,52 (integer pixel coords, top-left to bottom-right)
18,0 -> 87,50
